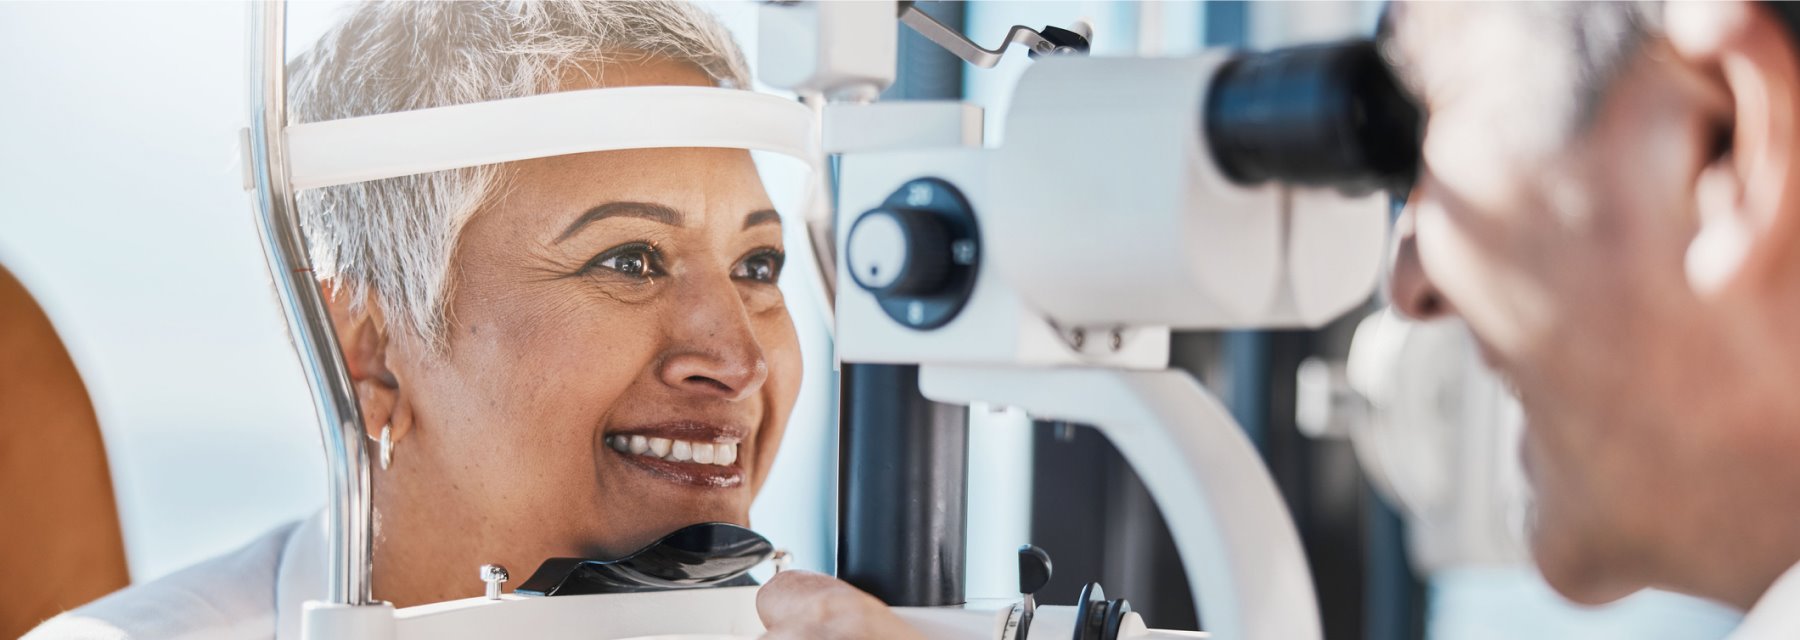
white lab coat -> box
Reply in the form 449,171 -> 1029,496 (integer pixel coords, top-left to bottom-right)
1730,561 -> 1800,639
22,511 -> 325,640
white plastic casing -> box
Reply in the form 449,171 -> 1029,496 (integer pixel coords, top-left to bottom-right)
921,366 -> 1320,640
305,588 -> 766,639
758,1 -> 897,100
303,601 -> 396,640
990,54 -> 1284,330
282,87 -> 815,191
992,54 -> 1389,331
833,55 -> 1388,369
836,149 -> 1173,370
1263,187 -> 1390,327
823,101 -> 984,153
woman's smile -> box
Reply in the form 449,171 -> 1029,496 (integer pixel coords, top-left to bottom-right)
603,420 -> 751,489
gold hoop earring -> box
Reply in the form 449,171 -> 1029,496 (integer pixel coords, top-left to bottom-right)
379,424 -> 394,471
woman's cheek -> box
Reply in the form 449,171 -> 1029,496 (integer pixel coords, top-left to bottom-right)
765,306 -> 803,391
739,284 -> 786,316
760,308 -> 803,427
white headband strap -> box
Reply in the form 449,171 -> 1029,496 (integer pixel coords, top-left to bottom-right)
285,86 -> 817,190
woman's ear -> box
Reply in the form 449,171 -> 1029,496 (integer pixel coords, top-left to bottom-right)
322,282 -> 413,450
1669,1 -> 1800,295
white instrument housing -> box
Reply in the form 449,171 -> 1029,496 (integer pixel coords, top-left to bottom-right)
836,55 -> 1388,369
757,0 -> 897,101
828,54 -> 1391,640
309,586 -> 1207,640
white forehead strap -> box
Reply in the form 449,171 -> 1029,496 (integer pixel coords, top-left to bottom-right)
285,86 -> 816,190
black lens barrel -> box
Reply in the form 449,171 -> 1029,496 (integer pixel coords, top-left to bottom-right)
1204,40 -> 1422,195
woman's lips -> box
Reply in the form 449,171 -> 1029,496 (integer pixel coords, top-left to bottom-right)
603,421 -> 747,489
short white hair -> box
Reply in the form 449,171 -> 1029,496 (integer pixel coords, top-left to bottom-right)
288,1 -> 750,346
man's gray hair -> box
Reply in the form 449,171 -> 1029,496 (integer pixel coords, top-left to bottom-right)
288,1 -> 750,346
1540,1 -> 1662,133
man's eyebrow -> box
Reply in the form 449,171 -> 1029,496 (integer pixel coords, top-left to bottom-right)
743,209 -> 781,230
556,201 -> 684,243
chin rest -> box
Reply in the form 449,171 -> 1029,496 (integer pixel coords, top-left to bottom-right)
515,522 -> 771,596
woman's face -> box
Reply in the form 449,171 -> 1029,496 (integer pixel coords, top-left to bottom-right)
378,60 -> 804,571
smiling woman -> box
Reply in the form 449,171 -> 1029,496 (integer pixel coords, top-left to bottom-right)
23,2 -> 806,638
407,120 -> 799,526
354,112 -> 804,608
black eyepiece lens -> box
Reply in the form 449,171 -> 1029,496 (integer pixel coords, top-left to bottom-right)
1204,40 -> 1422,195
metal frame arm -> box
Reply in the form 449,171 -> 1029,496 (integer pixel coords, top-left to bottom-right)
245,0 -> 375,607
897,2 -> 1076,69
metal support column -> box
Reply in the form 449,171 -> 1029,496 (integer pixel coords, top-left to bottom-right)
836,2 -> 971,606
837,363 -> 969,606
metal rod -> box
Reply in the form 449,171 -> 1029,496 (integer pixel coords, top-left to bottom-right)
245,0 -> 374,607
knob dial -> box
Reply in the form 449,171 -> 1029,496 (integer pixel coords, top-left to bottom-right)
847,208 -> 953,297
1017,545 -> 1053,596
844,177 -> 980,331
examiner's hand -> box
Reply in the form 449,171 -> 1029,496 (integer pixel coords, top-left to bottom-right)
756,570 -> 926,640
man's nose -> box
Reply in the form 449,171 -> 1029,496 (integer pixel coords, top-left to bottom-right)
1387,203 -> 1449,320
657,277 -> 770,401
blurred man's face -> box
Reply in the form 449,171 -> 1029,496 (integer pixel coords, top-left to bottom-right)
1386,3 -> 1751,603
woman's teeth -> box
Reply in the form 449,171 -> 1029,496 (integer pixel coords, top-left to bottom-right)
606,435 -> 738,467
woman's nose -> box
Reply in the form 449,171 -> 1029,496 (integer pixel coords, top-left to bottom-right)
657,279 -> 770,401
1388,202 -> 1449,320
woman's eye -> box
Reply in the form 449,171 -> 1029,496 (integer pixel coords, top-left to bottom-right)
603,252 -> 647,276
734,250 -> 785,283
587,244 -> 660,278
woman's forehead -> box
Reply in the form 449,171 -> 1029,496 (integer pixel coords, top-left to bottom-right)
499,147 -> 777,232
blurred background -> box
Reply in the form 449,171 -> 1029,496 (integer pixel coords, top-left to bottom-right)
0,1 -> 1746,639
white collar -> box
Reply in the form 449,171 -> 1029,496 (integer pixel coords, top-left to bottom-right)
1731,559 -> 1800,639
274,510 -> 328,640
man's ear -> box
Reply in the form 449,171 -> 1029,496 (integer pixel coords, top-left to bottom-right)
1669,1 -> 1800,295
322,282 -> 413,450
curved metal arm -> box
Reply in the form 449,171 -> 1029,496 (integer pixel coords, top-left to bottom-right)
245,0 -> 375,607
898,2 -> 1058,69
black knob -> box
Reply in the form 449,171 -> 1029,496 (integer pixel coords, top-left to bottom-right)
850,177 -> 981,331
846,207 -> 954,297
1033,25 -> 1091,57
1072,582 -> 1133,640
1018,545 -> 1053,596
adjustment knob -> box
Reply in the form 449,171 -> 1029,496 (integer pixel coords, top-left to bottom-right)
1018,545 -> 1053,596
1072,582 -> 1133,640
846,177 -> 980,331
847,207 -> 953,297
479,564 -> 509,600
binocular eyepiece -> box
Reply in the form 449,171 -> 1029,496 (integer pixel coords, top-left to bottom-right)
1205,40 -> 1423,196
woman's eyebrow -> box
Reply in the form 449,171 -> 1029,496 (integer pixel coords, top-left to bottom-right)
742,209 -> 780,230
557,201 -> 684,243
